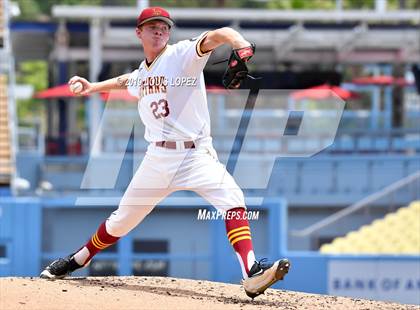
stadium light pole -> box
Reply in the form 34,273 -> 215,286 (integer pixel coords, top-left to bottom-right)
88,18 -> 103,156
375,0 -> 387,12
335,0 -> 343,11
137,0 -> 149,10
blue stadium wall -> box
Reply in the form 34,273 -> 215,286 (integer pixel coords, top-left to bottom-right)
0,195 -> 419,304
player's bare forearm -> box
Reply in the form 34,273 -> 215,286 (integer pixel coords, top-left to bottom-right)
201,27 -> 250,52
91,74 -> 131,92
69,73 -> 130,96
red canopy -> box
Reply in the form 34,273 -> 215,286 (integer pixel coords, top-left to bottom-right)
100,89 -> 138,102
35,84 -> 231,100
34,84 -> 137,101
352,75 -> 412,86
206,85 -> 227,94
291,84 -> 359,100
34,84 -> 85,99
100,86 -> 229,100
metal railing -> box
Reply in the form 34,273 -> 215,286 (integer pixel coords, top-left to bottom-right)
291,170 -> 420,237
96,128 -> 420,155
52,7 -> 420,22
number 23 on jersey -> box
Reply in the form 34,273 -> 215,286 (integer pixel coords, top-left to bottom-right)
150,99 -> 170,119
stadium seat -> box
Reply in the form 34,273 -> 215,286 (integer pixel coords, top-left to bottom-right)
320,200 -> 420,255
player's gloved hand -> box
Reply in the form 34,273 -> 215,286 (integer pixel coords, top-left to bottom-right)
222,44 -> 255,89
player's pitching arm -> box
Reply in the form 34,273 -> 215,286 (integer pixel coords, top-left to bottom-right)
68,73 -> 131,96
200,27 -> 255,89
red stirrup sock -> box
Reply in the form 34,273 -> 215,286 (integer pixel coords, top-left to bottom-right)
225,207 -> 256,279
73,221 -> 120,266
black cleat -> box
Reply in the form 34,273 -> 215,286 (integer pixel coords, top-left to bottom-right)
40,254 -> 84,280
242,258 -> 290,299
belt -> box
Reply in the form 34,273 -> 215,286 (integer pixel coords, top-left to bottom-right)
155,141 -> 195,150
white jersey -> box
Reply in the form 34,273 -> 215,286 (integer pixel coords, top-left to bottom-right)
127,32 -> 212,142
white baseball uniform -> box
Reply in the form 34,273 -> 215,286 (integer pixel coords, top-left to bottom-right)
106,32 -> 245,237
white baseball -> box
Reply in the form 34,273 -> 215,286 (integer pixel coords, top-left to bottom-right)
70,81 -> 83,94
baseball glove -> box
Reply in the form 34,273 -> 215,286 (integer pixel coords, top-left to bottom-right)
222,44 -> 256,89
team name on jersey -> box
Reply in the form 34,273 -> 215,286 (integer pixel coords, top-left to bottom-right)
139,76 -> 167,98
138,76 -> 198,99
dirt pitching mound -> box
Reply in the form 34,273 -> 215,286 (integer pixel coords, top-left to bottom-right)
0,276 -> 417,310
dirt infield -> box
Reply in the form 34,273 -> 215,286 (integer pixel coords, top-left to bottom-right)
0,276 -> 417,310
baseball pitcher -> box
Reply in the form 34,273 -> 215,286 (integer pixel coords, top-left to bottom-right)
40,7 -> 290,299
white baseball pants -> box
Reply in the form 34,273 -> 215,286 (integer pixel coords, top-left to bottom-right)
106,138 -> 245,237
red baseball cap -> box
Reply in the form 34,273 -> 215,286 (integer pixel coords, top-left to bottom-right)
137,7 -> 174,28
